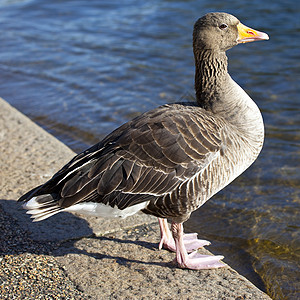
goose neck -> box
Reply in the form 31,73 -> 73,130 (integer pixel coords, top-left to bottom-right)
194,50 -> 228,109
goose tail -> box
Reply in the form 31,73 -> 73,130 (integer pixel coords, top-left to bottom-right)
21,194 -> 62,222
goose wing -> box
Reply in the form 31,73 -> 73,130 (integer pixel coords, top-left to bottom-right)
20,104 -> 224,210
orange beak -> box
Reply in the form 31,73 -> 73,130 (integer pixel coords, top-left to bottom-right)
237,22 -> 269,44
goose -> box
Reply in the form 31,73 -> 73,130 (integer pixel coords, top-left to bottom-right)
19,12 -> 269,270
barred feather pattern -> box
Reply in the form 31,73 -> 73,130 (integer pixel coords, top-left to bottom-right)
19,101 -> 263,223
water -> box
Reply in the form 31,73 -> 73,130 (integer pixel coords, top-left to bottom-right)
0,0 -> 299,298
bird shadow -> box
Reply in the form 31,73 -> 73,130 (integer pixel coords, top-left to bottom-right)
54,235 -> 172,268
0,199 -> 173,269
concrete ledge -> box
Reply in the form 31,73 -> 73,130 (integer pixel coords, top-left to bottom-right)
0,98 -> 271,299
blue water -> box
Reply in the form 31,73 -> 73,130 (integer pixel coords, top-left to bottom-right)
0,0 -> 299,298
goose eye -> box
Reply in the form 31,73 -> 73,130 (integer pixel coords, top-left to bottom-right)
219,23 -> 228,30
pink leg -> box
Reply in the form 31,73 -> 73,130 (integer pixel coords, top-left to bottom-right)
172,222 -> 225,270
158,218 -> 210,253
158,218 -> 175,251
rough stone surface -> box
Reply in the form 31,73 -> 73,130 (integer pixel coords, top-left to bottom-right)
0,98 -> 271,299
0,205 -> 83,299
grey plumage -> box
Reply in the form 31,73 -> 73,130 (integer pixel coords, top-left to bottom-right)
20,104 -> 226,221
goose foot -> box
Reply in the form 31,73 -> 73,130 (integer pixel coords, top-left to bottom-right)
175,251 -> 225,270
171,222 -> 226,270
158,218 -> 210,253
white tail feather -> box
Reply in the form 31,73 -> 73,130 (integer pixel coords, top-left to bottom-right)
22,195 -> 63,222
22,196 -> 149,221
30,208 -> 62,222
